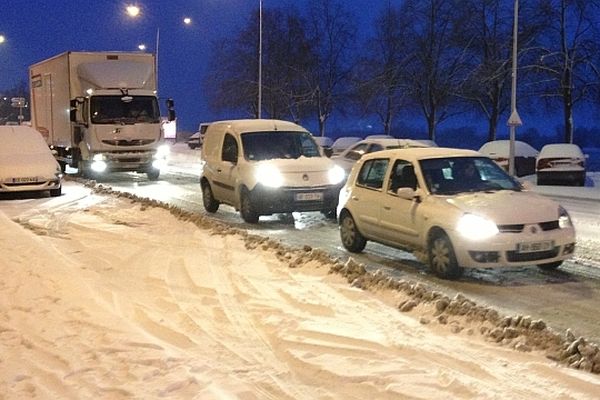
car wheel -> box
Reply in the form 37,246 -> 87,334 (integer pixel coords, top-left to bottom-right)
537,261 -> 562,271
339,212 -> 366,253
202,182 -> 220,213
240,190 -> 259,223
428,231 -> 463,279
50,186 -> 62,197
146,169 -> 160,181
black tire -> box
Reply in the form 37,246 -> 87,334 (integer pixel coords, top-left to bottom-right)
428,231 -> 463,279
50,186 -> 62,197
202,182 -> 220,213
537,261 -> 562,271
146,169 -> 160,181
339,212 -> 366,253
240,190 -> 259,223
58,161 -> 67,173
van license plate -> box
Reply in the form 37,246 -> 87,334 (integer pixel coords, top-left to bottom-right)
517,240 -> 553,253
13,177 -> 38,183
295,192 -> 323,201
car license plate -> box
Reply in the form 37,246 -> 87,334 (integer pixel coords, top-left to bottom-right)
517,240 -> 554,253
295,192 -> 323,201
12,177 -> 38,183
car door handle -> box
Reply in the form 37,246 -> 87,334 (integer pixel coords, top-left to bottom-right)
216,168 -> 222,173
351,196 -> 359,201
383,206 -> 391,210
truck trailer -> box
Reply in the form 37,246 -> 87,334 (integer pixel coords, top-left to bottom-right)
29,51 -> 175,180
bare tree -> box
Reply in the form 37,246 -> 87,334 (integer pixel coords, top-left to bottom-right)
353,3 -> 413,135
306,0 -> 357,136
533,0 -> 600,143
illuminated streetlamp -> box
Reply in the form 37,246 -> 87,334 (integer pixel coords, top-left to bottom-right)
126,5 -> 140,18
138,44 -> 147,51
0,35 -> 6,44
183,17 -> 192,25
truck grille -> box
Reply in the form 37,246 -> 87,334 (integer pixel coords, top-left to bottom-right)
102,139 -> 155,146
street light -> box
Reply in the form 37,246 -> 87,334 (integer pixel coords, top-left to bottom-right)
258,0 -> 263,119
507,0 -> 523,176
0,35 -> 6,44
126,5 -> 140,18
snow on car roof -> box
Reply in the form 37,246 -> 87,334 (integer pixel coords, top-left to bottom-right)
331,136 -> 362,149
539,143 -> 584,158
479,140 -> 538,157
360,146 -> 480,162
209,119 -> 308,134
0,125 -> 51,155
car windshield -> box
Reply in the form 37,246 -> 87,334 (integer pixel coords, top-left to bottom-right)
241,131 -> 321,161
90,96 -> 160,124
419,156 -> 522,195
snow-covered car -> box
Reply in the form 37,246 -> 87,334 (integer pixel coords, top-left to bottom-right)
337,147 -> 576,279
479,140 -> 538,177
313,136 -> 334,157
187,122 -> 211,149
200,119 -> 346,223
0,125 -> 63,196
332,137 -> 436,176
331,136 -> 362,156
536,144 -> 587,186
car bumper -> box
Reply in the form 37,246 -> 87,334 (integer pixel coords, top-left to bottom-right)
0,178 -> 62,193
248,183 -> 343,214
537,170 -> 585,185
451,227 -> 576,268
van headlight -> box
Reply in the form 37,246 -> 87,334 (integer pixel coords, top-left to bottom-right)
456,213 -> 499,240
328,165 -> 345,185
256,164 -> 283,188
558,206 -> 573,229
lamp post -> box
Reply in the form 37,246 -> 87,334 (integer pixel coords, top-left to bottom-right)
0,35 -> 6,44
507,0 -> 523,176
258,0 -> 263,119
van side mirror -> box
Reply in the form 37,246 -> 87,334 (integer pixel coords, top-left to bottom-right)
323,147 -> 333,158
166,98 -> 176,121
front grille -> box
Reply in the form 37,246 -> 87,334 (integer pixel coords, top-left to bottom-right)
506,247 -> 560,262
539,220 -> 560,231
102,139 -> 155,146
498,224 -> 524,233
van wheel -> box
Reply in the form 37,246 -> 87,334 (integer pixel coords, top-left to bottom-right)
428,231 -> 463,279
240,190 -> 259,223
537,261 -> 562,271
202,183 -> 220,213
339,212 -> 366,252
50,186 -> 62,197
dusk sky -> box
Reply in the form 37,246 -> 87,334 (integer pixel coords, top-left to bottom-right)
1,0 -> 381,133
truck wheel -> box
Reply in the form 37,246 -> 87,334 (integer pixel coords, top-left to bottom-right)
146,169 -> 160,181
428,231 -> 463,279
202,182 -> 220,213
240,190 -> 259,223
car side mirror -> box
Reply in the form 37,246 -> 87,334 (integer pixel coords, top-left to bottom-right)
396,187 -> 416,200
323,147 -> 333,158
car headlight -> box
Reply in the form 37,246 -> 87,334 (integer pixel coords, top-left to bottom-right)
256,164 -> 283,188
456,213 -> 499,240
558,206 -> 573,229
155,144 -> 170,159
328,165 -> 345,185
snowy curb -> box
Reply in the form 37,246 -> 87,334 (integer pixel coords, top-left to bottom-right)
81,178 -> 600,375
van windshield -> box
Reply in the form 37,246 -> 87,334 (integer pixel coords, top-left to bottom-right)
241,131 -> 322,161
90,96 -> 160,124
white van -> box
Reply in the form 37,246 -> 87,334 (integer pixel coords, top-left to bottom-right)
200,119 -> 346,223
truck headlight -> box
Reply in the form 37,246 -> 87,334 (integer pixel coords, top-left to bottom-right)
558,206 -> 573,229
91,154 -> 107,172
256,164 -> 283,188
328,165 -> 345,185
456,213 -> 498,240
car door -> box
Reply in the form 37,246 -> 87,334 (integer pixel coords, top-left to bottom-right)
378,159 -> 421,246
349,158 -> 390,238
211,133 -> 240,204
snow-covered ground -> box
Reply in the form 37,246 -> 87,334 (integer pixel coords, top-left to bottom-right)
2,180 -> 600,398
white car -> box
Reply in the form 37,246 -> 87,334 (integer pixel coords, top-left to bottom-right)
331,136 -> 362,156
536,143 -> 587,186
187,122 -> 211,149
479,140 -> 538,177
0,126 -> 63,196
200,119 -> 346,223
333,137 -> 436,176
337,147 -> 576,279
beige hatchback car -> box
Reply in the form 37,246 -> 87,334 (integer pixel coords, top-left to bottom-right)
337,148 -> 576,279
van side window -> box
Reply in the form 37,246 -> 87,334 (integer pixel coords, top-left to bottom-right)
356,159 -> 389,189
222,134 -> 238,163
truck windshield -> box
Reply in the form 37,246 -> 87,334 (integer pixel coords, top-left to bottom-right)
241,131 -> 322,161
90,96 -> 160,124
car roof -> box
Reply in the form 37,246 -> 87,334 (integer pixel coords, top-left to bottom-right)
539,143 -> 584,157
350,138 -> 435,148
359,147 -> 482,162
479,140 -> 538,157
0,125 -> 50,155
208,119 -> 308,134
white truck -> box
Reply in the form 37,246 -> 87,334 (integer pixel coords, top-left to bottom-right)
29,51 -> 175,180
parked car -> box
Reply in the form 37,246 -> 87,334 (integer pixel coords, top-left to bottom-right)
536,143 -> 587,186
313,136 -> 334,157
331,136 -> 362,156
0,126 -> 63,197
187,122 -> 211,149
332,137 -> 436,176
200,119 -> 346,223
337,147 -> 576,279
478,140 -> 538,177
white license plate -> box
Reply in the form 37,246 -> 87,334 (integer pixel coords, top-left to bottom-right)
12,177 -> 38,183
295,192 -> 323,201
517,240 -> 554,253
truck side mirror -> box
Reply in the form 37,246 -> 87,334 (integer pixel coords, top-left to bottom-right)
166,98 -> 176,122
70,109 -> 78,123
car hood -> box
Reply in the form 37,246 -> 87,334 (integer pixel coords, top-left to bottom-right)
256,157 -> 338,186
444,190 -> 560,224
0,153 -> 60,180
